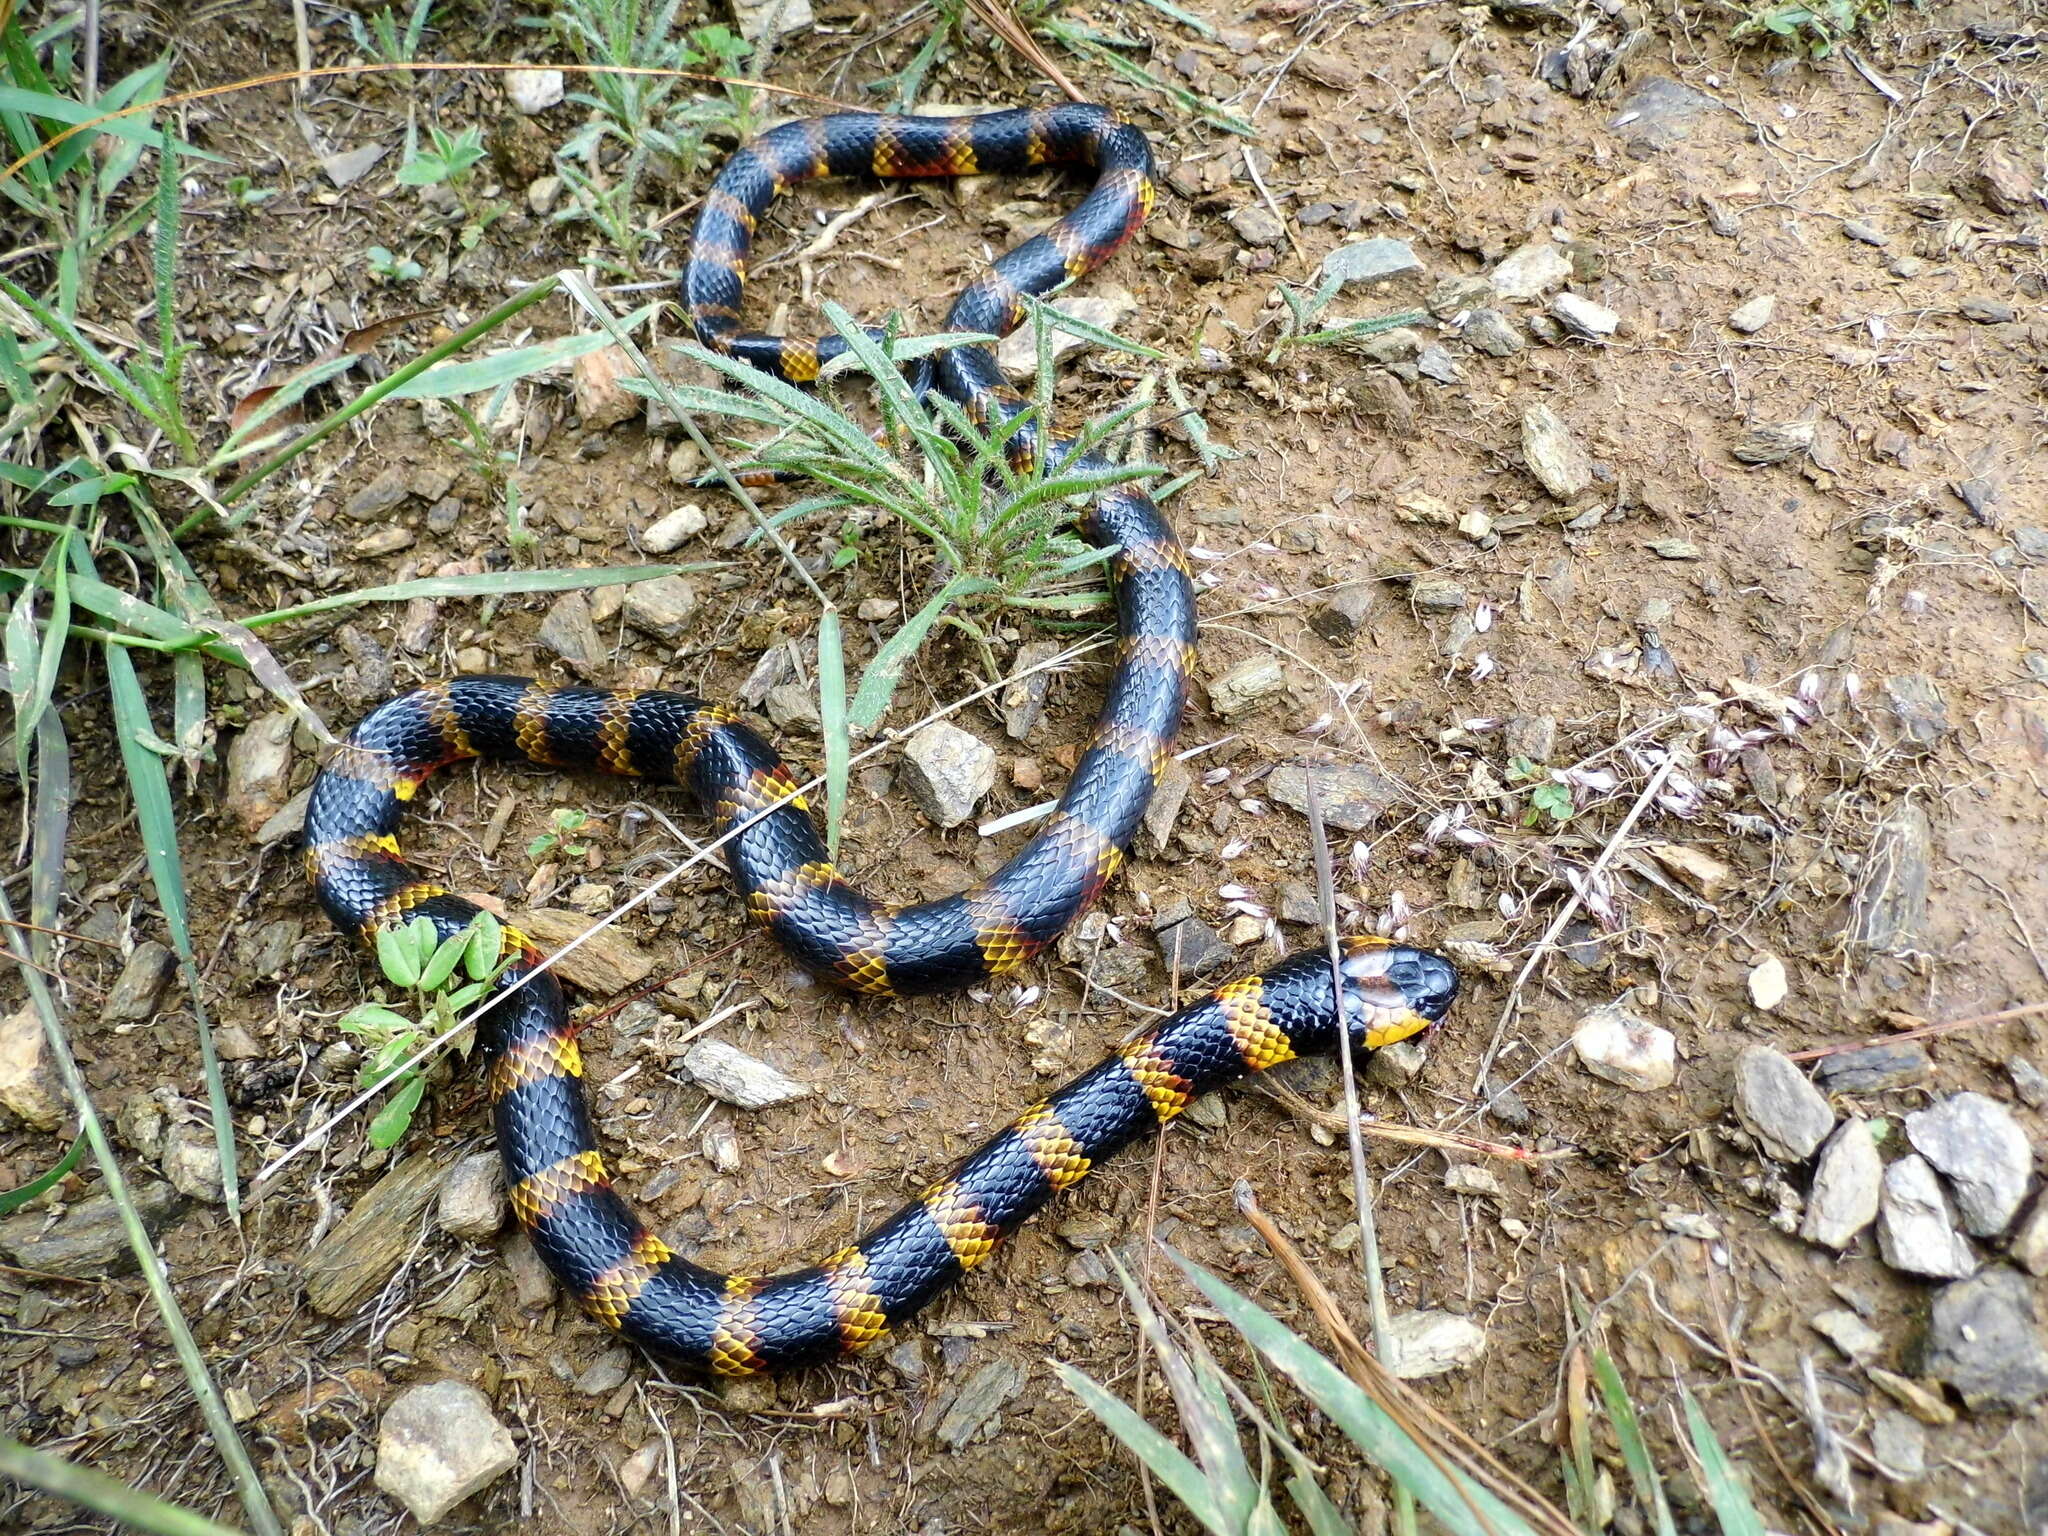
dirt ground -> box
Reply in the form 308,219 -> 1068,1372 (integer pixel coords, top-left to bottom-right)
4,0 -> 2047,1532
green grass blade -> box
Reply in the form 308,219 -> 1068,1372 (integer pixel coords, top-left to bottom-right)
849,574 -> 993,732
817,608 -> 849,861
1170,1250 -> 1540,1536
0,1133 -> 85,1217
0,272 -> 169,433
1017,292 -> 1170,362
0,1434 -> 247,1536
29,708 -> 70,968
239,562 -> 709,629
0,85 -> 223,162
1051,1362 -> 1239,1536
213,352 -> 360,462
384,304 -> 655,400
1591,1347 -> 1678,1536
1680,1389 -> 1765,1536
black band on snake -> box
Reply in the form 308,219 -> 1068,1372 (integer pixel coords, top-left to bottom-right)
305,107 -> 1461,1375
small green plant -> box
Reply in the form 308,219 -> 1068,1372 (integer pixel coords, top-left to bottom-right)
364,244 -> 423,284
1729,0 -> 1884,56
527,807 -> 591,861
225,174 -> 278,208
337,911 -> 510,1148
1270,268 -> 1431,360
347,0 -> 437,65
397,121 -> 486,191
1509,756 -> 1576,826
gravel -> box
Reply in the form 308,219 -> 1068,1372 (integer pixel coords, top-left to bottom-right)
1801,1119 -> 1882,1250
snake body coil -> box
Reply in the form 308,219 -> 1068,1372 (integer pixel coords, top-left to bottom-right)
306,108 -> 1460,1375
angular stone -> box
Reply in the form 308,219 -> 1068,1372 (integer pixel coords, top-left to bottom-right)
1918,1267 -> 2048,1409
1847,801 -> 1931,953
2012,1194 -> 2048,1277
1322,237 -> 1422,288
995,291 -> 1138,381
1906,1092 -> 2032,1236
933,1359 -> 1026,1450
1488,238 -> 1572,302
1551,292 -> 1618,339
1310,582 -> 1378,644
1383,1310 -> 1486,1378
506,908 -> 657,994
1001,640 -> 1061,740
1138,758 -> 1193,858
162,1118 -> 225,1204
538,591 -> 606,672
438,1152 -> 507,1241
105,940 -> 176,1025
764,682 -> 820,733
1226,203 -> 1286,247
0,1003 -> 64,1130
899,721 -> 997,830
306,1156 -> 449,1316
1810,1307 -> 1883,1362
683,1039 -> 810,1109
1802,1119 -> 1882,1250
1462,307 -> 1524,356
1728,294 -> 1777,334
622,577 -> 699,641
0,1180 -> 179,1278
1732,1045 -> 1834,1162
1731,420 -> 1815,466
1266,761 -> 1406,831
1870,1411 -> 1925,1480
1607,76 -> 1719,152
1572,1001 -> 1676,1092
224,710 -> 296,837
1521,403 -> 1593,499
1157,917 -> 1235,980
343,467 -> 414,521
732,0 -> 814,43
574,1347 -> 633,1397
504,68 -> 564,113
1813,1044 -> 1930,1095
1206,656 -> 1287,719
375,1380 -> 519,1524
640,504 -> 707,554
1877,1154 -> 1977,1280
1882,674 -> 1952,755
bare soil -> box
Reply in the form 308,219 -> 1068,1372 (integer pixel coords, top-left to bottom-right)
4,1 -> 2047,1532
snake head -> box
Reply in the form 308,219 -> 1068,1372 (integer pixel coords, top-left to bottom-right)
1336,937 -> 1460,1051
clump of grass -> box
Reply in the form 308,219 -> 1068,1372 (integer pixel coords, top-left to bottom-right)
1726,0 -> 1886,56
346,0 -> 439,66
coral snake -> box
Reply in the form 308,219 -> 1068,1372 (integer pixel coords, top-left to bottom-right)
306,106 -> 1460,1375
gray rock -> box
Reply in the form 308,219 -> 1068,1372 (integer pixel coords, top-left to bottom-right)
1847,801 -> 1931,954
1607,77 -> 1719,152
1266,761 -> 1406,831
1732,419 -> 1815,465
344,467 -> 414,521
1158,917 -> 1235,980
1917,1267 -> 2048,1409
683,1039 -> 810,1109
622,576 -> 698,641
1322,237 -> 1422,288
1000,640 -> 1061,740
1382,1310 -> 1486,1378
1551,292 -> 1619,339
763,682 -> 820,733
995,292 -> 1137,381
0,1003 -> 63,1130
1410,576 -> 1467,612
1207,656 -> 1287,719
2012,1194 -> 2048,1276
1961,295 -> 2017,324
1138,758 -> 1192,858
1878,1154 -> 1978,1279
1813,1044 -> 1931,1095
1870,1411 -> 1926,1480
732,0 -> 813,43
1521,403 -> 1594,499
1368,1039 -> 1428,1087
0,1181 -> 181,1278
438,1152 -> 507,1241
1462,308 -> 1525,356
574,1347 -> 634,1397
224,709 -> 296,836
1906,1092 -> 2032,1236
538,592 -> 605,671
1415,344 -> 1462,383
2017,1057 -> 2048,1110
1882,674 -> 1952,755
162,1118 -> 224,1204
374,1380 -> 519,1525
934,1359 -> 1026,1450
503,68 -> 564,114
1733,1045 -> 1834,1162
526,175 -> 561,216
1802,1119 -> 1882,1249
1226,204 -> 1286,248
1811,1307 -> 1883,1362
1504,715 -> 1557,764
1728,294 -> 1777,334
640,503 -> 707,553
1278,881 -> 1321,927
1571,1001 -> 1676,1092
899,721 -> 997,830
1488,238 -> 1572,302
1844,218 -> 1889,247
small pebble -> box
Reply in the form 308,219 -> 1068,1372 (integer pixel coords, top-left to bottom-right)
1877,1154 -> 1977,1279
1551,292 -> 1618,338
1843,219 -> 1889,246
1905,1091 -> 2032,1236
374,1381 -> 519,1525
1571,1001 -> 1676,1092
1801,1119 -> 1882,1250
1382,1311 -> 1487,1378
683,1039 -> 811,1110
640,504 -> 707,554
1917,1266 -> 2048,1409
1728,294 -> 1776,333
899,721 -> 997,830
1732,1045 -> 1833,1162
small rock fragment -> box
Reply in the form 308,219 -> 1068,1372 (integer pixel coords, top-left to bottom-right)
575,1347 -> 634,1397
1802,1119 -> 1882,1250
641,504 -> 707,554
1310,582 -> 1378,644
1266,761 -> 1406,831
1881,674 -> 1951,755
224,711 -> 296,836
1917,1266 -> 2048,1409
1521,403 -> 1594,499
526,175 -> 561,216
994,291 -> 1138,381
1813,1044 -> 1930,1095
1905,1092 -> 2032,1236
934,1360 -> 1026,1450
538,592 -> 605,672
344,467 -> 414,521
1383,1311 -> 1487,1378
1847,801 -> 1931,954
438,1152 -> 507,1241
899,721 -> 996,830
1139,759 -> 1192,858
375,1380 -> 519,1525
1728,294 -> 1777,333
1870,1411 -> 1925,1480
1958,295 -> 2015,325
1001,640 -> 1061,741
1461,307 -> 1524,356
306,1157 -> 449,1316
763,683 -> 820,733
1206,656 -> 1287,719
1322,237 -> 1423,288
622,576 -> 698,641
105,941 -> 176,1025
1642,842 -> 1732,899
1843,218 -> 1888,246
1810,1307 -> 1883,1362
1226,204 -> 1286,247
504,68 -> 564,113
1572,1001 -> 1676,1092
2012,1054 -> 2048,1108
1733,1046 -> 1833,1162
162,1117 -> 224,1203
0,1180 -> 180,1278
1975,143 -> 2038,215
1748,954 -> 1788,1011
684,1039 -> 811,1109
1551,292 -> 1618,339
1367,1039 -> 1428,1087
572,346 -> 641,430
1732,420 -> 1815,465
1877,1154 -> 1977,1280
0,1003 -> 64,1130
1488,238 -> 1572,302
2010,1194 -> 2048,1277
731,0 -> 815,45
508,909 -> 657,993
1157,917 -> 1236,980
1867,1367 -> 1956,1426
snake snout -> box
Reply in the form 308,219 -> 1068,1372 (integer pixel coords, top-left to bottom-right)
1388,948 -> 1460,1022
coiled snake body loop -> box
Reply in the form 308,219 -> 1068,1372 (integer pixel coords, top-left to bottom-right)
305,108 -> 1460,1375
